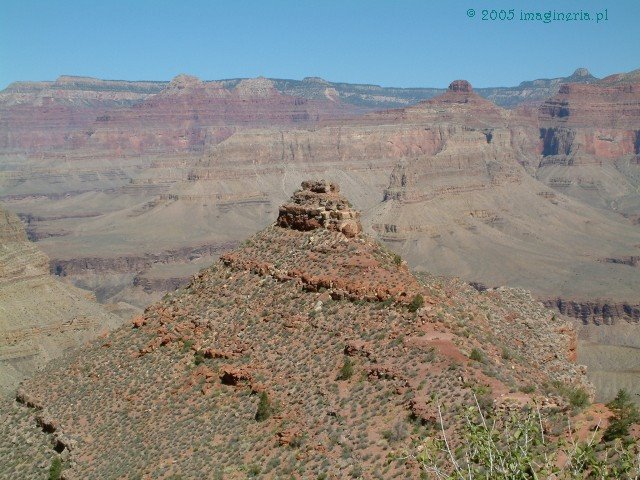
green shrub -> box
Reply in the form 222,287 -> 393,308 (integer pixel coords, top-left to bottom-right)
568,388 -> 589,408
193,350 -> 205,366
553,381 -> 590,409
408,294 -> 424,313
469,348 -> 484,363
382,421 -> 409,443
393,254 -> 402,266
48,457 -> 62,480
337,357 -> 354,381
180,338 -> 194,353
519,384 -> 536,394
255,391 -> 272,422
603,389 -> 640,442
407,397 -> 640,479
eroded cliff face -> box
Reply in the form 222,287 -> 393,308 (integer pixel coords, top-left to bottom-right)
368,82 -> 640,325
0,76 -> 166,152
0,75 -> 363,154
535,80 -> 640,217
543,298 -> 640,324
0,205 -> 122,396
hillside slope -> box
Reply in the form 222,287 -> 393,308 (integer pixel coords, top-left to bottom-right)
0,182 -> 595,479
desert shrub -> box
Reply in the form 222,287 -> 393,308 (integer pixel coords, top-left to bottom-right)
378,296 -> 395,309
567,388 -> 590,408
408,294 -> 425,313
603,389 -> 640,442
393,254 -> 402,266
553,381 -> 590,409
255,392 -> 272,422
336,357 -> 354,381
180,339 -> 194,353
247,464 -> 261,477
520,384 -> 536,394
382,421 -> 409,443
48,457 -> 62,480
469,348 -> 484,363
193,350 -> 205,366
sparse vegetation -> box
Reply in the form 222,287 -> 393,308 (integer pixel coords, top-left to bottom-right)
193,350 -> 205,365
180,338 -> 194,353
550,381 -> 590,409
519,384 -> 536,394
0,209 -> 612,479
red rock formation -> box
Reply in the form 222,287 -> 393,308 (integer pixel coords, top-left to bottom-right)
277,180 -> 362,238
538,81 -> 640,162
369,80 -> 512,128
219,365 -> 252,386
0,74 -> 361,153
448,80 -> 473,93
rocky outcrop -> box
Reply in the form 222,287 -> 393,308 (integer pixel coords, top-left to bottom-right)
448,79 -> 473,93
218,68 -> 601,108
0,68 -> 615,153
540,83 -> 640,129
0,74 -> 361,154
51,241 -> 237,277
0,76 -> 166,152
368,81 -> 640,334
538,81 -> 640,162
0,208 -> 28,242
277,180 -> 362,238
544,298 -> 640,324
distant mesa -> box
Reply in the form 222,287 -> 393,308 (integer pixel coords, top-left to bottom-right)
277,180 -> 362,238
448,79 -> 473,93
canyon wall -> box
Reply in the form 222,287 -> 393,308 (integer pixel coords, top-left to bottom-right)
0,206 -> 123,396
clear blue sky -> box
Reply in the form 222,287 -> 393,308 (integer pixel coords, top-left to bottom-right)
1,0 -> 639,90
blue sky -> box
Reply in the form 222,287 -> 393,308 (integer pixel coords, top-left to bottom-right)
1,0 -> 639,90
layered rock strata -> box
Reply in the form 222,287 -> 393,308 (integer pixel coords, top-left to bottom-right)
0,205 -> 121,396
277,180 -> 362,238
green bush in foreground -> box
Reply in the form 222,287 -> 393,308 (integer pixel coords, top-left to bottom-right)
398,397 -> 640,479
